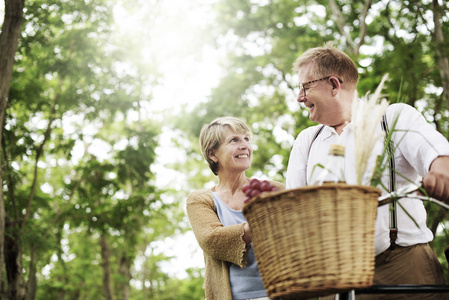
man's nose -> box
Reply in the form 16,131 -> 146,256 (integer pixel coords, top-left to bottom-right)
297,92 -> 306,102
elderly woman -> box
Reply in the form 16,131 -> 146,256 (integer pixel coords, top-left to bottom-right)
186,116 -> 284,300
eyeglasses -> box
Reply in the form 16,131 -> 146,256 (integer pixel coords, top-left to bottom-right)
298,76 -> 342,97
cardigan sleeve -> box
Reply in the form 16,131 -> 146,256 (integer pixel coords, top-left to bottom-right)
186,189 -> 249,268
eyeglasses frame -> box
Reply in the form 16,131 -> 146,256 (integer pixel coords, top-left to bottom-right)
298,76 -> 343,97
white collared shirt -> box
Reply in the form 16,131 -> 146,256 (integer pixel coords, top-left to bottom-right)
286,103 -> 449,255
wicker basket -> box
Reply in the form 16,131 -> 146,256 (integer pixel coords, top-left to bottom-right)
242,184 -> 380,299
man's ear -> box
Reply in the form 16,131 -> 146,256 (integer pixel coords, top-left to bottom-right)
329,77 -> 341,96
330,77 -> 338,89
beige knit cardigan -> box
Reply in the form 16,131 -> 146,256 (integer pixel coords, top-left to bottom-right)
186,181 -> 285,300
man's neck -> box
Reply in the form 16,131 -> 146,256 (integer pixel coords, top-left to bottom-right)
333,121 -> 350,135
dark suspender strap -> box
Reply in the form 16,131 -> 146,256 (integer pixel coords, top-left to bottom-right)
381,114 -> 398,248
308,125 -> 325,157
306,125 -> 325,185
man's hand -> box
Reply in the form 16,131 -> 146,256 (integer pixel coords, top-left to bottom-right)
423,156 -> 449,203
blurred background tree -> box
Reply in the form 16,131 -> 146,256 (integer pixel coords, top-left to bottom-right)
0,0 -> 448,299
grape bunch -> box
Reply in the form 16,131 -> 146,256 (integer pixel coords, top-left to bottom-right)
242,178 -> 278,203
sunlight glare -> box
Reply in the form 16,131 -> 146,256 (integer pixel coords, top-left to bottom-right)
113,0 -> 222,117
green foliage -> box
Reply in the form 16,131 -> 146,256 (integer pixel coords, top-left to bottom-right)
3,0 -> 189,298
35,232 -> 105,300
177,0 -> 449,181
2,0 -> 449,298
161,268 -> 205,300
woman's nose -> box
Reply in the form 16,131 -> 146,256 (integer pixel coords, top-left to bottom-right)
297,92 -> 306,102
240,140 -> 251,149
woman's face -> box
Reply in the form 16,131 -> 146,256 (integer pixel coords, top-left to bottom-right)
211,127 -> 252,175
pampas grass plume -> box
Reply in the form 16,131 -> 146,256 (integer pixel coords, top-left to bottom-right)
352,74 -> 390,185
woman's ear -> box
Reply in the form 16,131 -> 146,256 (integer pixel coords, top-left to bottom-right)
209,149 -> 218,163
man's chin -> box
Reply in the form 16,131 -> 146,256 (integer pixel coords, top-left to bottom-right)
309,115 -> 318,123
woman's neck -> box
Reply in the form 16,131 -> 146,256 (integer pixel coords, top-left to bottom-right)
213,172 -> 249,210
215,172 -> 248,194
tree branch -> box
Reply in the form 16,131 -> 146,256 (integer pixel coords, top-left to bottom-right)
355,0 -> 373,56
21,91 -> 61,228
328,0 -> 354,53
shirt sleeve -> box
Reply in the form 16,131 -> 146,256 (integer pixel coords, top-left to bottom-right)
387,103 -> 449,176
286,126 -> 321,189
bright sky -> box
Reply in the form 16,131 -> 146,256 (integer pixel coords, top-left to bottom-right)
113,0 -> 222,115
113,0 -> 220,278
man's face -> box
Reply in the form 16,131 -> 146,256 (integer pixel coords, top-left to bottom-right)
297,64 -> 335,124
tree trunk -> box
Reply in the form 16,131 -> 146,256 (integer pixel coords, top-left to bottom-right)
25,246 -> 37,300
118,256 -> 131,300
4,217 -> 26,300
100,235 -> 114,300
56,290 -> 66,300
0,0 -> 26,290
432,0 -> 449,110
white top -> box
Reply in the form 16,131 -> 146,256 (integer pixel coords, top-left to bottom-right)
286,103 -> 449,255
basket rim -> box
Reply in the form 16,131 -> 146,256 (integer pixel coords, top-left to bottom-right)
242,184 -> 381,215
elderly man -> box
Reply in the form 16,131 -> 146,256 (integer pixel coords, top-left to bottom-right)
286,43 -> 449,300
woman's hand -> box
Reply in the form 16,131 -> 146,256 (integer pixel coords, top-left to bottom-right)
242,222 -> 252,245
